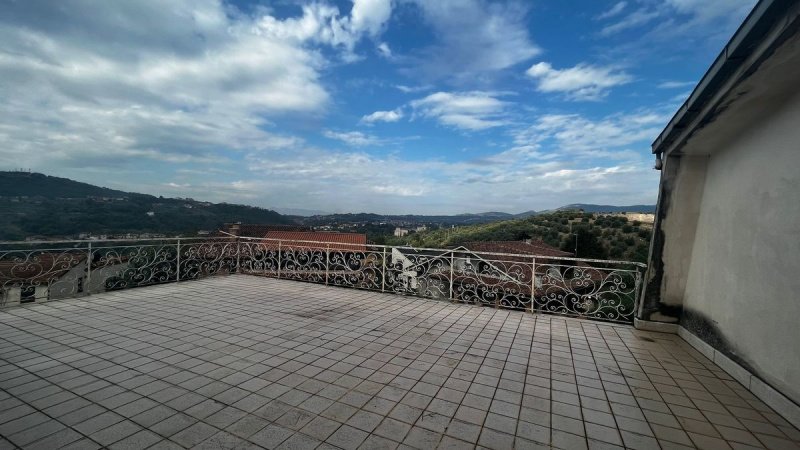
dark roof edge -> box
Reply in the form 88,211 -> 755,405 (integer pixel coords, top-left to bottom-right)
652,0 -> 800,155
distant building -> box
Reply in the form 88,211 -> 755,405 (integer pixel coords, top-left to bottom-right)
615,213 -> 654,224
415,225 -> 427,232
394,227 -> 409,237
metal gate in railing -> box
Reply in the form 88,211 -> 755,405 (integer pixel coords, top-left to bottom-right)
1,237 -> 645,323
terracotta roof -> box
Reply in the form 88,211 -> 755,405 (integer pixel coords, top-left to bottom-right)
457,241 -> 606,282
219,223 -> 310,237
461,240 -> 573,258
0,252 -> 86,284
262,231 -> 367,252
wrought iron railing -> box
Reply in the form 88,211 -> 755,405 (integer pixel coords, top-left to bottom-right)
0,237 -> 646,323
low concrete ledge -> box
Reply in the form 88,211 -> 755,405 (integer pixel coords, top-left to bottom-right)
678,326 -> 800,430
634,317 -> 679,333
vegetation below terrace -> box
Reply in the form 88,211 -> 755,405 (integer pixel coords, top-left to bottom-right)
378,210 -> 653,263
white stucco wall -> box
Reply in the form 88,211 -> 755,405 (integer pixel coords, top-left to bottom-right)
681,91 -> 800,404
659,156 -> 708,314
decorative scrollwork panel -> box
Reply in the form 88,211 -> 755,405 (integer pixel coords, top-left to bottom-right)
452,255 -> 533,310
534,263 -> 638,323
238,242 -> 280,276
0,249 -> 87,304
179,240 -> 237,280
280,247 -> 326,284
385,249 -> 450,300
328,249 -> 383,290
95,244 -> 178,291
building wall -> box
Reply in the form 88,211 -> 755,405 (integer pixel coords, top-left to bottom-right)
680,92 -> 800,404
657,156 -> 708,319
625,213 -> 654,224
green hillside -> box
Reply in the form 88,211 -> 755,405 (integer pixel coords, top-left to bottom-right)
0,171 -> 293,240
384,210 -> 653,262
0,172 -> 129,199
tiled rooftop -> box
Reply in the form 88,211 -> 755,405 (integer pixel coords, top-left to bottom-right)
0,275 -> 798,450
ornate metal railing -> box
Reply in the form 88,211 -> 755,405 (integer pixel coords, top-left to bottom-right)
0,237 -> 646,323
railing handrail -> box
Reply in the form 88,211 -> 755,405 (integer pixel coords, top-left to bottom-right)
1,236 -> 645,323
239,237 -> 648,268
0,236 -> 647,268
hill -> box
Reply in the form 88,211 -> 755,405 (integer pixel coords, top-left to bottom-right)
300,211 -> 518,227
554,204 -> 656,213
0,172 -> 129,199
384,210 -> 653,263
0,171 -> 293,240
300,205 -> 653,228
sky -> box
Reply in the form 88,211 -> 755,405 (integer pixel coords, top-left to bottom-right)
0,0 -> 756,215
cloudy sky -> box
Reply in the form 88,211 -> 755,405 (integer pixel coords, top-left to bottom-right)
0,0 -> 755,214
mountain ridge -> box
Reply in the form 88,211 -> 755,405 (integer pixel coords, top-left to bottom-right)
0,171 -> 656,239
0,171 -> 291,240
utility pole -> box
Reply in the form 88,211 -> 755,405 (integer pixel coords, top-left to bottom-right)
575,233 -> 578,256
570,222 -> 578,256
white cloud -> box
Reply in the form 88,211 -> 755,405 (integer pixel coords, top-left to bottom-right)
256,0 -> 393,60
664,0 -> 754,24
525,62 -> 632,100
377,42 -> 392,58
361,109 -> 403,124
395,85 -> 432,93
323,130 -> 382,146
239,138 -> 657,214
0,0 -> 392,170
75,105 -> 661,215
351,0 -> 393,36
596,2 -> 627,20
371,185 -> 427,197
599,0 -> 756,38
404,0 -> 539,79
600,8 -> 660,36
410,91 -> 511,130
513,111 -> 669,157
658,80 -> 696,89
0,0 -> 662,215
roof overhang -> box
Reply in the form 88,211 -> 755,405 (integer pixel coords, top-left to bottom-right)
652,0 -> 800,160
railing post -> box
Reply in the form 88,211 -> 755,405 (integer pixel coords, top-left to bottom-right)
85,242 -> 92,295
449,250 -> 455,302
277,241 -> 282,279
176,239 -> 181,282
381,247 -> 387,292
634,268 -> 642,319
325,244 -> 330,285
530,257 -> 536,314
236,238 -> 241,274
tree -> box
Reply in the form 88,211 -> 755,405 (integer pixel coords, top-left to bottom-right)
565,227 -> 608,259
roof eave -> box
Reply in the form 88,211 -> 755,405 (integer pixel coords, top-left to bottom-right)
652,0 -> 798,156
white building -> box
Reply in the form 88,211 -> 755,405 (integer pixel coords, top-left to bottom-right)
393,227 -> 409,237
640,0 -> 800,428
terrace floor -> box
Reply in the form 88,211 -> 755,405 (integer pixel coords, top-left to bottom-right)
0,275 -> 798,450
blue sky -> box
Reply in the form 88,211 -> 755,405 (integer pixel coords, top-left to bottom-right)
0,0 -> 755,214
